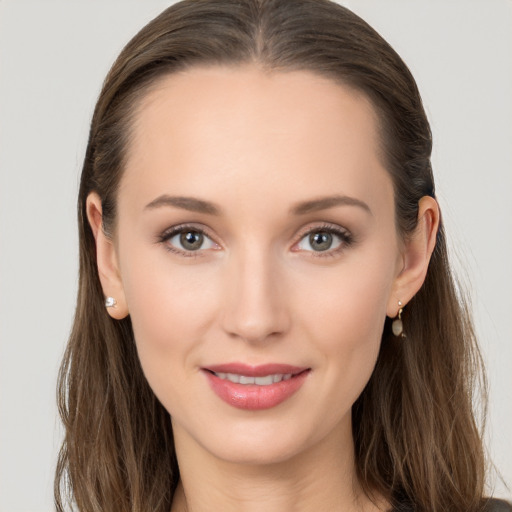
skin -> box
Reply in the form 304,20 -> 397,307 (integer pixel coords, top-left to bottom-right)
87,66 -> 439,512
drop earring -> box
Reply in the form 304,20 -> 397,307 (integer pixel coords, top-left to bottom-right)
105,296 -> 117,308
392,301 -> 405,337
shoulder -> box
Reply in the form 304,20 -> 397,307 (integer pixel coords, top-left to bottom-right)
483,498 -> 512,512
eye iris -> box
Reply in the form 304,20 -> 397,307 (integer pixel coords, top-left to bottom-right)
180,231 -> 203,250
309,231 -> 332,251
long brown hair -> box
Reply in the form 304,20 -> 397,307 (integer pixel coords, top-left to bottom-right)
55,1 -> 488,510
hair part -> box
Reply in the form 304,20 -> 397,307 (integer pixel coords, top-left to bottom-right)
56,1 -> 487,511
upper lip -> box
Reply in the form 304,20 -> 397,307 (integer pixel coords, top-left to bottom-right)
203,363 -> 309,377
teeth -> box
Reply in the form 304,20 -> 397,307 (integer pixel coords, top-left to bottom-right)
214,372 -> 294,385
255,375 -> 273,385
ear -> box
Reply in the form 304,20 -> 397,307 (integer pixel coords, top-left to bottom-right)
86,192 -> 129,320
387,196 -> 440,317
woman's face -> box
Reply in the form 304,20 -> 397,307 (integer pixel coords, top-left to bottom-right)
109,66 -> 404,464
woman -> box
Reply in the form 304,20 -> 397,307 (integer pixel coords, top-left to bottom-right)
54,1 -> 510,511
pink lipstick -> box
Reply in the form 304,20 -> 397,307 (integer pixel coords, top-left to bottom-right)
202,363 -> 310,410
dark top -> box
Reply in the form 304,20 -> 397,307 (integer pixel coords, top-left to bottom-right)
485,500 -> 512,512
392,498 -> 512,511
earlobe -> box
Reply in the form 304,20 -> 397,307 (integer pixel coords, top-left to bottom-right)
387,196 -> 440,317
86,192 -> 129,320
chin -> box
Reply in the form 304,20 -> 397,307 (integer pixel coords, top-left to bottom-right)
181,410 -> 349,468
209,436 -> 310,466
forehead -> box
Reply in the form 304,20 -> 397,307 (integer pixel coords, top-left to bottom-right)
120,65 -> 391,214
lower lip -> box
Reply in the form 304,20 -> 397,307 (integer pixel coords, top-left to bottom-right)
203,370 -> 310,410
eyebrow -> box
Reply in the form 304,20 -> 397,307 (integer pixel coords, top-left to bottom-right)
144,193 -> 372,216
144,195 -> 221,215
290,195 -> 372,216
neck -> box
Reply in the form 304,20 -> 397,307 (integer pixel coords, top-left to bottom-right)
170,419 -> 385,512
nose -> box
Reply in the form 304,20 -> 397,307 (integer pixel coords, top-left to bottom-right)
221,246 -> 290,344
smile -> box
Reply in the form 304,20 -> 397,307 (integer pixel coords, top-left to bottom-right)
202,363 -> 310,410
212,372 -> 293,385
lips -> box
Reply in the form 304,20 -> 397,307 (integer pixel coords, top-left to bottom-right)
212,372 -> 293,385
202,363 -> 310,410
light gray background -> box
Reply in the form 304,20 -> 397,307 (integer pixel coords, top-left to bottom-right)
0,1 -> 510,510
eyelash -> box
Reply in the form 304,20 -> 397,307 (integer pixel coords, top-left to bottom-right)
157,224 -> 216,258
157,223 -> 354,258
294,223 -> 354,258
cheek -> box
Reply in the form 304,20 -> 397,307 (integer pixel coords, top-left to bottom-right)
122,243 -> 217,337
296,252 -> 395,399
119,245 -> 221,396
300,253 -> 393,344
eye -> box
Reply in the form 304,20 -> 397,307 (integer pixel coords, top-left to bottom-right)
295,226 -> 352,254
159,226 -> 219,255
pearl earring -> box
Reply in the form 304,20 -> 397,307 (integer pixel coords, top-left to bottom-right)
392,300 -> 405,337
105,296 -> 117,308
